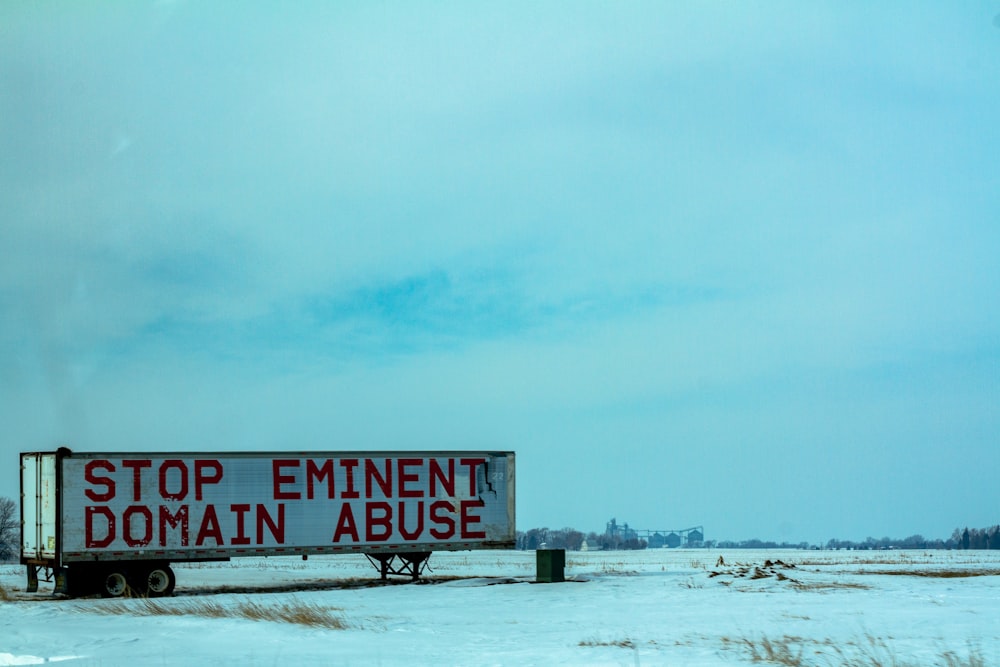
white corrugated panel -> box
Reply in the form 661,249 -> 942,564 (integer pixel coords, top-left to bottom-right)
59,451 -> 515,561
19,453 -> 58,560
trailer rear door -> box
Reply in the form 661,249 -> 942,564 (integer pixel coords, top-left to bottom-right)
20,452 -> 58,562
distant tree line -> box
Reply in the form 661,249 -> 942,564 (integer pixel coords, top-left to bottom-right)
516,522 -> 1000,551
824,535 -> 949,550
824,527 -> 1000,551
516,527 -> 647,551
951,526 -> 1000,550
0,496 -> 17,562
714,539 -> 811,550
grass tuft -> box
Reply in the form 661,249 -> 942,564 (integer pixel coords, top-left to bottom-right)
741,635 -> 806,666
942,650 -> 988,667
78,597 -> 350,630
0,583 -> 9,601
789,580 -> 872,592
596,560 -> 638,575
579,637 -> 636,649
732,634 -> 987,667
857,569 -> 1000,579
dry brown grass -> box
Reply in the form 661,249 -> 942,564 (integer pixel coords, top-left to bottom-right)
788,580 -> 872,592
709,560 -> 874,592
579,637 -> 636,649
598,560 -> 636,574
856,569 -> 1000,579
796,556 -> 921,567
739,634 -> 809,665
0,583 -> 9,602
78,597 -> 350,630
729,634 -> 987,667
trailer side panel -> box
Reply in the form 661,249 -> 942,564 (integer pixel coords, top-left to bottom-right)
58,451 -> 515,562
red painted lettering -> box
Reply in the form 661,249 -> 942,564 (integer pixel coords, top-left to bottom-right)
340,459 -> 360,499
194,460 -> 223,501
460,499 -> 486,539
429,500 -> 456,540
460,458 -> 486,496
84,460 -> 115,502
397,459 -> 423,498
231,504 -> 251,545
366,502 -> 392,541
429,458 -> 455,497
398,500 -> 424,540
121,460 -> 151,502
123,505 -> 153,547
272,460 -> 301,500
306,459 -> 335,499
257,504 -> 284,544
85,506 -> 115,548
195,504 -> 223,546
158,460 -> 189,501
364,459 -> 392,499
159,505 -> 189,546
333,504 -> 359,542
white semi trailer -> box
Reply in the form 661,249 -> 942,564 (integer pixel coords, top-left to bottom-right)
20,448 -> 515,597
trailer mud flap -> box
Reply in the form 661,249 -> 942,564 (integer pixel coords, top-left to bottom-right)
53,567 -> 69,596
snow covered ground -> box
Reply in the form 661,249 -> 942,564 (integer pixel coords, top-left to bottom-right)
2,549 -> 999,666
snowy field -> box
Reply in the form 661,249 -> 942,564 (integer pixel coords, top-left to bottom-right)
2,548 -> 999,666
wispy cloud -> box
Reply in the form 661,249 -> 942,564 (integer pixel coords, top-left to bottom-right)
2,2 -> 999,541
108,256 -> 731,367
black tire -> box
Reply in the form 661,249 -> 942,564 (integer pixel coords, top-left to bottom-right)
101,569 -> 131,598
127,563 -> 176,597
144,565 -> 176,597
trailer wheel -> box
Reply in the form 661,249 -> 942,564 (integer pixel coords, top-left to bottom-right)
101,570 -> 130,598
144,565 -> 176,597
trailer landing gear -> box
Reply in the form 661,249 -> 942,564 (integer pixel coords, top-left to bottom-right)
25,564 -> 56,594
365,552 -> 432,581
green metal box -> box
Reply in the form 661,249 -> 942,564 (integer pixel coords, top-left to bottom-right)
536,548 -> 565,583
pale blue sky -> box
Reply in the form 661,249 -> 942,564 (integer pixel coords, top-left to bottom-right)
2,2 -> 998,542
